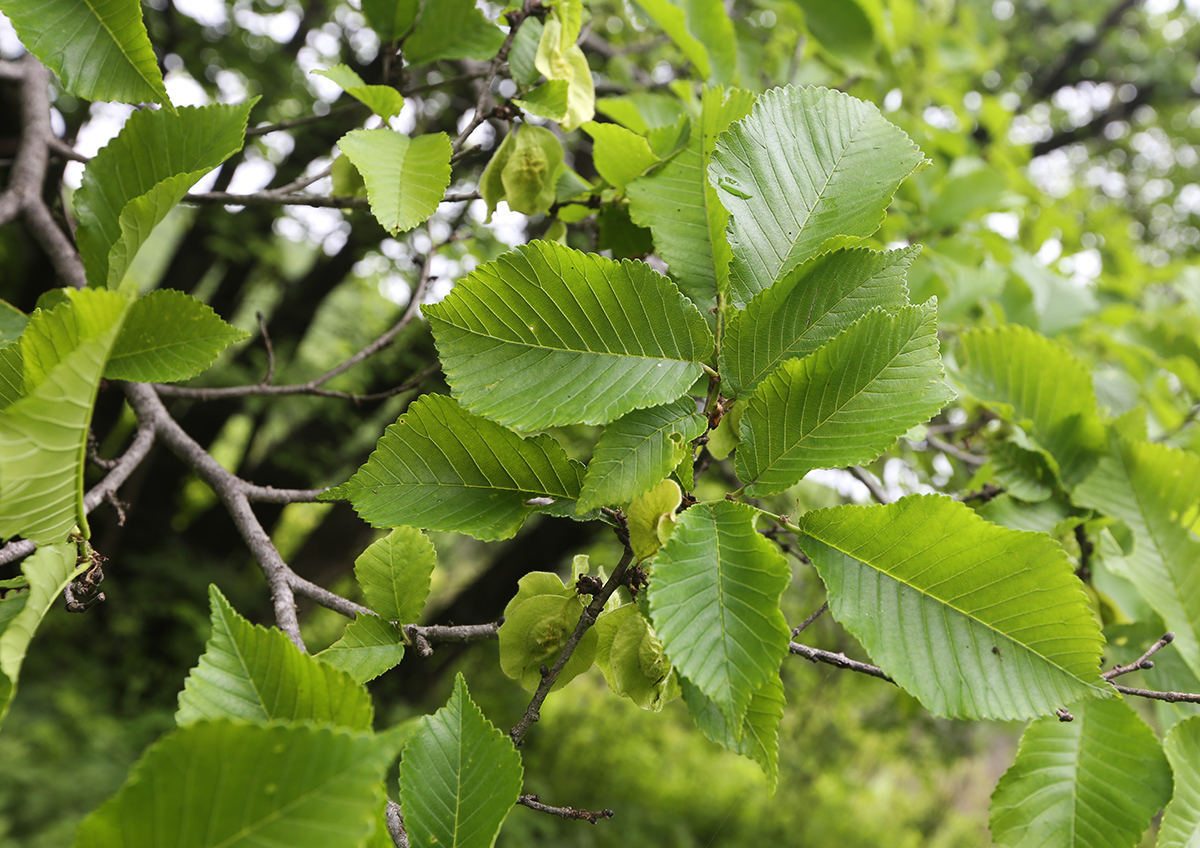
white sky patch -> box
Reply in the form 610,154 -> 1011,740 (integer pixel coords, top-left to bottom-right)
0,13 -> 20,58
804,469 -> 873,504
63,102 -> 136,189
173,0 -> 228,28
1058,248 -> 1103,286
165,69 -> 211,107
984,211 -> 1021,240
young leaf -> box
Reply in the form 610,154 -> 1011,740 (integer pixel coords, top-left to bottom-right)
498,593 -> 598,691
736,302 -> 953,497
104,289 -> 249,382
649,501 -> 791,724
513,80 -> 570,121
797,496 -> 1113,720
534,0 -> 594,131
176,585 -> 373,730
74,721 -> 401,848
479,124 -> 563,218
583,121 -> 661,190
398,674 -> 524,848
680,672 -> 784,791
627,478 -> 682,561
337,129 -> 451,235
317,614 -> 407,684
0,288 -> 129,544
2,0 -> 171,109
402,0 -> 506,65
989,699 -> 1171,848
425,240 -> 714,430
720,245 -> 918,398
1159,716 -> 1200,848
313,65 -> 405,120
320,394 -> 585,542
353,526 -> 437,623
710,86 -> 926,307
577,398 -> 706,514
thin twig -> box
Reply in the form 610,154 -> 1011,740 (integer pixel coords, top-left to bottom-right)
246,103 -> 367,137
792,603 -> 828,637
153,362 -> 438,402
1113,684 -> 1200,704
848,466 -> 891,504
518,794 -> 614,824
256,311 -> 276,386
789,641 -> 895,683
923,434 -> 987,466
1103,632 -> 1174,680
183,191 -> 369,208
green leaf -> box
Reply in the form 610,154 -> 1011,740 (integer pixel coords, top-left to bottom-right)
989,699 -> 1171,848
479,124 -> 563,219
426,240 -> 714,430
534,0 -> 594,131
957,325 -> 1108,488
508,18 -> 544,85
0,543 -> 83,728
338,129 -> 451,235
514,80 -> 570,121
628,86 -> 756,314
317,614 -> 407,684
710,86 -> 926,307
1159,716 -> 1200,848
627,478 -> 682,561
0,300 -> 27,347
597,93 -> 687,136
74,721 -> 400,848
74,102 -> 253,289
649,500 -> 790,724
680,672 -> 784,791
595,604 -> 680,710
398,674 -> 524,848
1073,437 -> 1200,679
361,0 -> 419,42
797,496 -> 1113,720
577,398 -> 706,513
736,302 -> 953,497
989,440 -> 1057,503
0,288 -> 129,544
797,0 -> 876,66
176,585 -> 374,730
633,0 -> 712,79
583,122 -> 661,190
320,394 -> 585,542
104,289 -> 248,382
721,245 -> 919,398
313,65 -> 405,120
354,526 -> 437,623
499,593 -> 598,691
1,0 -> 171,108
402,0 -> 506,64
677,0 -> 739,84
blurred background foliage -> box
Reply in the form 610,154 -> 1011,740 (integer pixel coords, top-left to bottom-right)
3,0 -> 1200,844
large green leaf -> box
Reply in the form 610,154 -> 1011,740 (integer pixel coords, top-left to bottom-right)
957,325 -> 1107,488
1,0 -> 170,108
104,289 -> 248,382
74,102 -> 253,289
354,526 -> 436,623
338,129 -> 452,235
0,543 -> 83,728
989,699 -> 1171,848
721,245 -> 918,398
797,496 -> 1113,720
577,398 -> 706,513
74,721 -> 401,848
1073,437 -> 1200,679
1159,716 -> 1200,848
425,240 -> 714,430
735,302 -> 952,497
680,673 -> 784,790
628,86 -> 756,314
321,394 -> 585,542
317,614 -> 406,684
402,0 -> 506,65
710,86 -> 926,307
176,585 -> 373,731
0,288 -> 129,544
398,674 -> 524,848
649,501 -> 790,724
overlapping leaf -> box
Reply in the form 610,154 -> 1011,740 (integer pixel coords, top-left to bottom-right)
710,86 -> 926,307
425,240 -> 714,430
338,129 -> 451,235
74,722 -> 400,848
989,699 -> 1171,848
649,501 -> 790,724
317,614 -> 406,684
74,102 -> 253,289
736,302 -> 952,496
398,674 -> 523,848
176,586 -> 373,730
1159,716 -> 1200,848
353,526 -> 436,623
797,496 -> 1113,720
680,673 -> 784,790
403,0 -> 506,64
721,245 -> 918,398
320,394 -> 585,541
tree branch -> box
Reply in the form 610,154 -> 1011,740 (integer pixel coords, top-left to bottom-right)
848,466 -> 891,504
789,640 -> 895,683
1103,631 -> 1174,680
518,794 -> 614,824
1112,684 -> 1200,704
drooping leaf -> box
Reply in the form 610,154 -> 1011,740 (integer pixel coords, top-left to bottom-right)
514,80 -> 570,121
361,0 -> 419,42
0,288 -> 129,544
736,302 -> 953,496
479,124 -> 563,219
1,0 -> 171,108
677,0 -> 739,84
498,592 -> 598,692
1159,716 -> 1200,848
634,0 -> 712,78
398,674 -> 524,848
721,245 -> 919,398
796,0 -> 876,66
317,614 -> 407,684
594,604 -> 680,710
710,86 -> 926,307
74,721 -> 400,848
649,500 -> 791,724
425,240 -> 714,430
354,526 -> 437,623
402,0 -> 506,65
534,0 -> 594,131
680,672 -> 784,791
176,585 -> 373,730
583,121 -> 661,190
628,86 -> 756,314
0,543 -> 83,728
338,129 -> 451,235
320,394 -> 585,542
577,398 -> 706,513
313,65 -> 405,120
104,289 -> 248,382
797,496 -> 1113,720
989,699 -> 1171,848
627,478 -> 682,561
